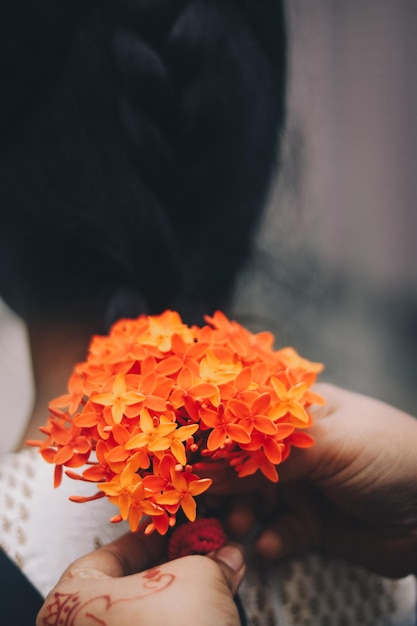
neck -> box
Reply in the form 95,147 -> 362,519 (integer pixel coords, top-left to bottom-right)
17,319 -> 98,450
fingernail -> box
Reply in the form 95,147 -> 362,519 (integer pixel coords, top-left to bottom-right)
214,544 -> 245,573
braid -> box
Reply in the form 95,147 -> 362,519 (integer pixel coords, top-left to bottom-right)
110,0 -> 287,317
0,0 -> 286,325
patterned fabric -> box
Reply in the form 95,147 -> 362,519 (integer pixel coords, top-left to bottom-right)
0,449 -> 128,597
240,555 -> 416,626
0,448 -> 416,624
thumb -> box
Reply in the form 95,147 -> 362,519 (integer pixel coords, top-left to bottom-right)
209,544 -> 246,596
59,531 -> 167,584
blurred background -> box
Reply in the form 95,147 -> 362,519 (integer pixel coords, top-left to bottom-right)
234,0 -> 417,413
1,0 -> 416,453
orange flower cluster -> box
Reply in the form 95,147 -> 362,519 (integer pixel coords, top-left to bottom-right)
29,310 -> 324,535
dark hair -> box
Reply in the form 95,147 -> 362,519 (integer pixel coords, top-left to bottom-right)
0,0 -> 287,327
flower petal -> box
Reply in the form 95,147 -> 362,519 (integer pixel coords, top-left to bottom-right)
207,428 -> 226,451
181,495 -> 197,522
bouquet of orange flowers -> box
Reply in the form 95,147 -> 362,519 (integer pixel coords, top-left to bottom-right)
30,310 -> 324,535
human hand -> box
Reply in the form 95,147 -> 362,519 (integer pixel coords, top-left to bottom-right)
224,383 -> 417,578
36,531 -> 245,626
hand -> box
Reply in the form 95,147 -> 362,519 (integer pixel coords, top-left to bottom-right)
36,532 -> 245,626
225,383 -> 417,578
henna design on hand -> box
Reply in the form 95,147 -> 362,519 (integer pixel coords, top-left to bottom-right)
40,568 -> 175,625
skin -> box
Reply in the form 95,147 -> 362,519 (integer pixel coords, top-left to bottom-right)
36,532 -> 245,626
18,319 -> 99,448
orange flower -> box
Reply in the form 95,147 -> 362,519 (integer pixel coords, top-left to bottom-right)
92,372 -> 145,424
232,448 -> 281,483
269,377 -> 311,424
277,346 -> 324,374
125,410 -> 198,465
31,310 -> 324,534
98,462 -> 164,531
156,467 -> 212,522
227,393 -> 277,436
140,310 -> 194,353
200,404 -> 251,451
170,365 -> 218,420
38,419 -> 91,476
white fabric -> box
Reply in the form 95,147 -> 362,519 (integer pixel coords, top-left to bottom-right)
0,448 -> 128,597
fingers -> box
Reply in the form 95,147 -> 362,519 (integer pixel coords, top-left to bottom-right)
58,529 -> 246,599
256,512 -> 317,560
60,530 -> 167,583
255,484 -> 323,560
253,496 -> 417,579
226,485 -> 284,538
209,544 -> 246,596
227,499 -> 257,537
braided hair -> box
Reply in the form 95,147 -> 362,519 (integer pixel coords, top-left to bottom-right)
0,0 -> 287,327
